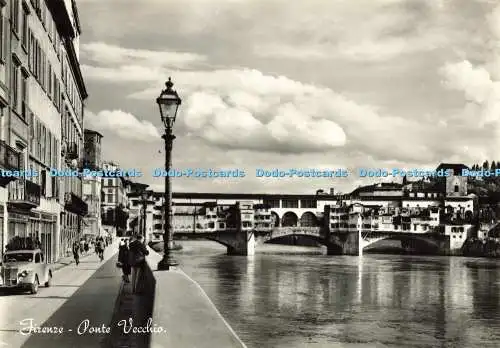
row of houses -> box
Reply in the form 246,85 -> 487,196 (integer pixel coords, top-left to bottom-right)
0,1 -> 135,264
0,0 -> 94,263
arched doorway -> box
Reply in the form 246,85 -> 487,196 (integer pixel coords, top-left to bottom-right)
465,210 -> 473,222
271,212 -> 280,227
300,212 -> 317,227
282,212 -> 298,227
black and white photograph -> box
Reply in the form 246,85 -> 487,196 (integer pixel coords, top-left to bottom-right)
1,0 -> 500,347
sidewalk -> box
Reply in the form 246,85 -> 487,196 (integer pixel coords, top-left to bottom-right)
20,251 -> 124,348
105,275 -> 153,348
52,241 -> 119,271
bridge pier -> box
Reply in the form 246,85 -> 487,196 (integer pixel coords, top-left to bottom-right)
327,231 -> 360,256
225,230 -> 255,256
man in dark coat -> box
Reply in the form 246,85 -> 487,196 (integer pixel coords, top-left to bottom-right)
128,234 -> 149,294
118,239 -> 131,283
72,241 -> 80,265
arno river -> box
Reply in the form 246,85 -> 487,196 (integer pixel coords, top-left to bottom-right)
176,241 -> 500,348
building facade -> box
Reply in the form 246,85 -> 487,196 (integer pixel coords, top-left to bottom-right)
0,0 -> 87,262
100,161 -> 128,237
82,129 -> 103,237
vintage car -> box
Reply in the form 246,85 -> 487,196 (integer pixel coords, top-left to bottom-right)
0,248 -> 53,294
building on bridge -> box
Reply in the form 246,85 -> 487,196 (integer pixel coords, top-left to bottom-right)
326,163 -> 477,253
171,191 -> 339,229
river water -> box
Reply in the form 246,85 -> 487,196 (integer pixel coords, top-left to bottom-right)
175,241 -> 500,348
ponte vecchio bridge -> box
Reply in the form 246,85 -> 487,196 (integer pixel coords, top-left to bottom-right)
174,225 -> 450,256
147,187 -> 481,256
172,203 -> 453,257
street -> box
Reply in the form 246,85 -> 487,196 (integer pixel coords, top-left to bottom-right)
0,242 -> 121,348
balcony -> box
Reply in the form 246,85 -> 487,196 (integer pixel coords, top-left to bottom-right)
66,142 -> 78,160
8,180 -> 41,210
64,192 -> 88,216
0,141 -> 22,186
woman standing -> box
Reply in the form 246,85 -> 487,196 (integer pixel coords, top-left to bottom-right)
118,239 -> 131,283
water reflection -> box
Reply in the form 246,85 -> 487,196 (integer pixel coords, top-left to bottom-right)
177,241 -> 500,348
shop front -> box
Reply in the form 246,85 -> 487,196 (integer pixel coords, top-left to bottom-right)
7,210 -> 57,263
61,192 -> 88,258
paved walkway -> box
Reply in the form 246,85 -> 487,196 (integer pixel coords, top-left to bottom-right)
19,251 -> 122,348
52,241 -> 117,271
104,274 -> 153,348
150,269 -> 247,348
0,241 -> 120,348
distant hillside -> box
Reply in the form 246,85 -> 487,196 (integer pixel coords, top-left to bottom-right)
468,161 -> 500,202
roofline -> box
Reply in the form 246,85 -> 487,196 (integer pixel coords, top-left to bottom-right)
84,129 -> 103,138
168,192 -> 341,200
71,0 -> 82,34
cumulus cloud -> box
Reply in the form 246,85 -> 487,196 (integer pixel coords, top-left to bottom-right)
123,68 -> 449,161
85,110 -> 161,141
81,36 -> 495,164
439,4 -> 500,158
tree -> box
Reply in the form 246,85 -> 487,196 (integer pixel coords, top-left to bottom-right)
101,205 -> 128,230
483,161 -> 489,170
114,205 -> 129,230
492,161 -> 498,171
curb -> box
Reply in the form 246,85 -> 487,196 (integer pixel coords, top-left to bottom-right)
102,279 -> 126,348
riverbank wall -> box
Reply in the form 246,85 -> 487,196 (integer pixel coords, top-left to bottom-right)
143,246 -> 247,348
462,238 -> 500,258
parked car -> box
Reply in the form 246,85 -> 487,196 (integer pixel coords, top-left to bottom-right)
0,248 -> 52,294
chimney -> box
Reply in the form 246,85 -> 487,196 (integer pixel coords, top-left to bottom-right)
329,188 -> 334,195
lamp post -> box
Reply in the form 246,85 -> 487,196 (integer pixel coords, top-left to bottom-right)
157,77 -> 181,270
141,191 -> 148,243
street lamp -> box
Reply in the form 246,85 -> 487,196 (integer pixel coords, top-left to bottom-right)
141,191 -> 149,243
157,77 -> 181,270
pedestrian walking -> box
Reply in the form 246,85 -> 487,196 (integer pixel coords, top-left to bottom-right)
79,238 -> 85,254
72,241 -> 80,265
96,237 -> 104,261
128,234 -> 149,294
118,239 -> 131,283
84,240 -> 89,254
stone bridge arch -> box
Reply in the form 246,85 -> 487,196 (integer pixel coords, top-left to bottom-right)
271,211 -> 280,227
264,233 -> 325,245
361,233 -> 443,254
205,230 -> 255,255
282,212 -> 298,227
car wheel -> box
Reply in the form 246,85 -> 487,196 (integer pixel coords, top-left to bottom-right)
45,272 -> 52,287
30,276 -> 39,294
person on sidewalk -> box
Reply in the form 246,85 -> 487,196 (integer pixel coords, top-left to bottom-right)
118,239 -> 131,283
128,234 -> 149,294
79,238 -> 85,255
72,241 -> 80,265
96,237 -> 105,261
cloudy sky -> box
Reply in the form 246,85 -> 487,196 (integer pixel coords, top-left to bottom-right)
78,0 -> 500,194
